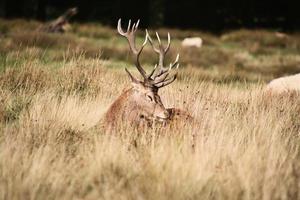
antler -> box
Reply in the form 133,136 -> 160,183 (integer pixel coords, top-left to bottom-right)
117,19 -> 179,89
146,30 -> 179,88
117,19 -> 148,81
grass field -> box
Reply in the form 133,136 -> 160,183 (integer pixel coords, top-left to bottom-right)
0,19 -> 300,200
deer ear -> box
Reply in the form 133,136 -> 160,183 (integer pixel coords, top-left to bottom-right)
125,68 -> 140,84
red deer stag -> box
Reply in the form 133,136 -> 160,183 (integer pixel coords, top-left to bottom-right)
103,19 -> 193,131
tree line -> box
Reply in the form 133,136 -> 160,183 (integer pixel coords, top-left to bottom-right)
0,0 -> 299,31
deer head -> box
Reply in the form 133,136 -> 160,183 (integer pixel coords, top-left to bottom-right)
117,19 -> 179,122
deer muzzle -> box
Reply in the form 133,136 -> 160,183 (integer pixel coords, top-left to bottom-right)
155,109 -> 170,121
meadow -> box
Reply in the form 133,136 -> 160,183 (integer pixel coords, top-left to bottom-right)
0,19 -> 300,200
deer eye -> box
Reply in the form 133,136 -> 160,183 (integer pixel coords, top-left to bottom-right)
146,95 -> 153,102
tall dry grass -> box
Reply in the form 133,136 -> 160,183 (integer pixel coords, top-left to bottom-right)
0,19 -> 300,200
2,18 -> 300,81
0,56 -> 300,200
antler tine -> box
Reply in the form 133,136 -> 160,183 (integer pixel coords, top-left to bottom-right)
168,54 -> 179,70
155,54 -> 179,78
134,20 -> 140,31
165,33 -> 171,53
117,19 -> 126,36
146,30 -> 160,53
146,30 -> 174,79
153,53 -> 179,88
148,64 -> 157,78
127,19 -> 131,32
117,18 -> 147,80
153,72 -> 169,84
132,22 -> 139,32
155,74 -> 177,88
156,32 -> 161,45
153,55 -> 179,85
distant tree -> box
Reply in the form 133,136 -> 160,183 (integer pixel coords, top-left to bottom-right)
0,0 -> 5,17
149,0 -> 164,27
38,7 -> 77,33
5,0 -> 25,18
36,0 -> 46,21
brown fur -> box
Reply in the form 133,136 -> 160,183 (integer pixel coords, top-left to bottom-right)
103,87 -> 156,131
166,108 -> 195,128
167,108 -> 193,122
103,86 -> 194,131
103,20 -> 194,132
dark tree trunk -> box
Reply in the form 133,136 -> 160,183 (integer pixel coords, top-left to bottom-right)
149,0 -> 165,27
5,0 -> 25,18
36,0 -> 46,21
0,0 -> 5,17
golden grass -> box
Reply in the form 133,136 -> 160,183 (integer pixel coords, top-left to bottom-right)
0,19 -> 300,200
0,57 -> 300,200
2,18 -> 300,81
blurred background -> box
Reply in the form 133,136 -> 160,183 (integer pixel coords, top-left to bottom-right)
1,0 -> 300,84
0,0 -> 299,31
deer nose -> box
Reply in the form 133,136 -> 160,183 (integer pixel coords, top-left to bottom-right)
164,110 -> 170,118
158,110 -> 169,119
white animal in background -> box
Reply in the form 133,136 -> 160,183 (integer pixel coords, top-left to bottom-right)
266,73 -> 300,94
181,37 -> 203,48
275,32 -> 288,39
